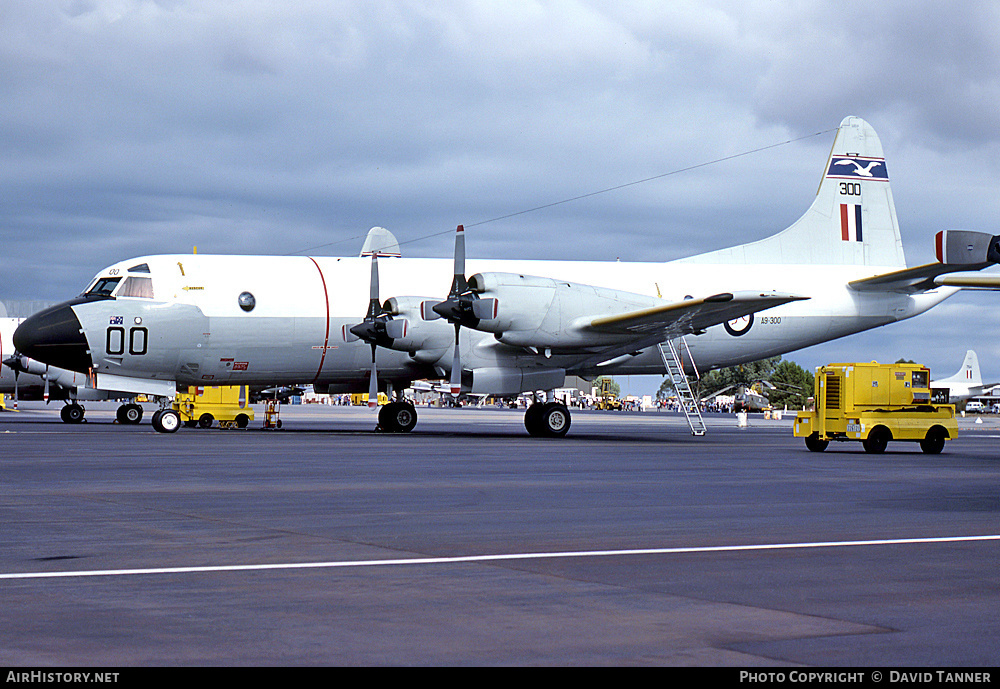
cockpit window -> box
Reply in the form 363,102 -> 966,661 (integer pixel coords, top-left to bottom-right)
128,263 -> 151,273
84,277 -> 122,297
117,276 -> 154,299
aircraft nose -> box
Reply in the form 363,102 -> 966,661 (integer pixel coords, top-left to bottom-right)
13,301 -> 93,373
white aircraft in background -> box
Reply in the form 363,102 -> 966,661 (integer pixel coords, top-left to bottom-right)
931,350 -> 996,404
13,116 -> 1000,435
1,317 -> 144,423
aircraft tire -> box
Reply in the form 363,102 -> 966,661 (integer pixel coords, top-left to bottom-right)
379,402 -> 417,433
862,426 -> 891,454
524,403 -> 545,436
804,433 -> 829,452
117,403 -> 143,425
920,427 -> 947,454
61,403 -> 85,424
152,409 -> 181,433
538,402 -> 571,438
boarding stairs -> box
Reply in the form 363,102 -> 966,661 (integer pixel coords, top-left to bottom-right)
658,338 -> 706,436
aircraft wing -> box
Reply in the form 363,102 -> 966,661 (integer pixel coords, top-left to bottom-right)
585,291 -> 808,337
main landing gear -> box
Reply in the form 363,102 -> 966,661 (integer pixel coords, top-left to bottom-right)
116,402 -> 143,425
524,401 -> 571,438
377,400 -> 418,433
59,402 -> 85,424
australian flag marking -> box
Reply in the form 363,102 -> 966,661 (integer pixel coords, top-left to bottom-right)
827,156 -> 888,181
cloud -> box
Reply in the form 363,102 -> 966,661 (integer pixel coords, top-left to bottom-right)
2,1 -> 999,384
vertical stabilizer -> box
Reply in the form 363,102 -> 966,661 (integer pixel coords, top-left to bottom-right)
938,350 -> 982,387
681,116 -> 906,267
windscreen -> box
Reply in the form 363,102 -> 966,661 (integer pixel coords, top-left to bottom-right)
83,277 -> 122,297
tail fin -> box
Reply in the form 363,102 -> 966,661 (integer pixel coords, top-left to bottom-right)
682,116 -> 906,267
939,350 -> 982,387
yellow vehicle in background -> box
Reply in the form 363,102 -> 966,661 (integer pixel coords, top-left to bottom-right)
594,378 -> 623,411
173,385 -> 254,429
794,362 -> 957,454
350,392 -> 389,406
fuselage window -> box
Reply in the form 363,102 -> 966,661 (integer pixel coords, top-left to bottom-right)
238,292 -> 256,312
85,277 -> 122,297
117,276 -> 155,299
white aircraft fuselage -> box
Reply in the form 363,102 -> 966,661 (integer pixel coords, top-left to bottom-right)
26,256 -> 952,391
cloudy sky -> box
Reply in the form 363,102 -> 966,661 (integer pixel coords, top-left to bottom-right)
3,1 -> 1000,392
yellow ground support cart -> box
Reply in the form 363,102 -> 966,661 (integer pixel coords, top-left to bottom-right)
793,362 -> 957,454
173,385 -> 254,429
594,378 -> 623,411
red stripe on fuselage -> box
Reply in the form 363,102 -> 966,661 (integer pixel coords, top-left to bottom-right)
308,257 -> 331,383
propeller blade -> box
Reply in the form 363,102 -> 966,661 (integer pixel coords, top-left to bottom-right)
43,366 -> 50,404
12,369 -> 18,410
451,225 -> 466,295
450,324 -> 462,396
368,344 -> 379,408
369,253 -> 380,302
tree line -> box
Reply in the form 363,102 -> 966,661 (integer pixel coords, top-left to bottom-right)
657,356 -> 816,409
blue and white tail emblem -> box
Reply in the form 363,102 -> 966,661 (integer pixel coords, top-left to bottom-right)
827,156 -> 888,181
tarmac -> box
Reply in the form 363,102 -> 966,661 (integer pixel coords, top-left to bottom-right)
2,401 -> 1000,667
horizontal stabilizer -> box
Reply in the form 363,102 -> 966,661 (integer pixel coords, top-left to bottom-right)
935,275 -> 1000,289
850,230 -> 1000,293
587,291 -> 808,337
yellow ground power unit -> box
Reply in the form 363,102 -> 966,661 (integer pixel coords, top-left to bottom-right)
794,362 -> 957,454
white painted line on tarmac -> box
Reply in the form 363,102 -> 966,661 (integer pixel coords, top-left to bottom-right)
3,534 -> 1000,581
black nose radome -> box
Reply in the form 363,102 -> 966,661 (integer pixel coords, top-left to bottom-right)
13,300 -> 93,374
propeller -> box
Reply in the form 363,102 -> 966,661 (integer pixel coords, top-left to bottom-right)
343,253 -> 407,408
421,225 -> 497,396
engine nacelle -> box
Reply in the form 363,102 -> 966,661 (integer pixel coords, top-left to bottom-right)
935,230 -> 1000,265
467,272 -> 658,348
382,296 -> 454,362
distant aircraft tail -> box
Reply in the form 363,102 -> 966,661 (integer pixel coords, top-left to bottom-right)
938,350 -> 983,387
682,116 -> 906,267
